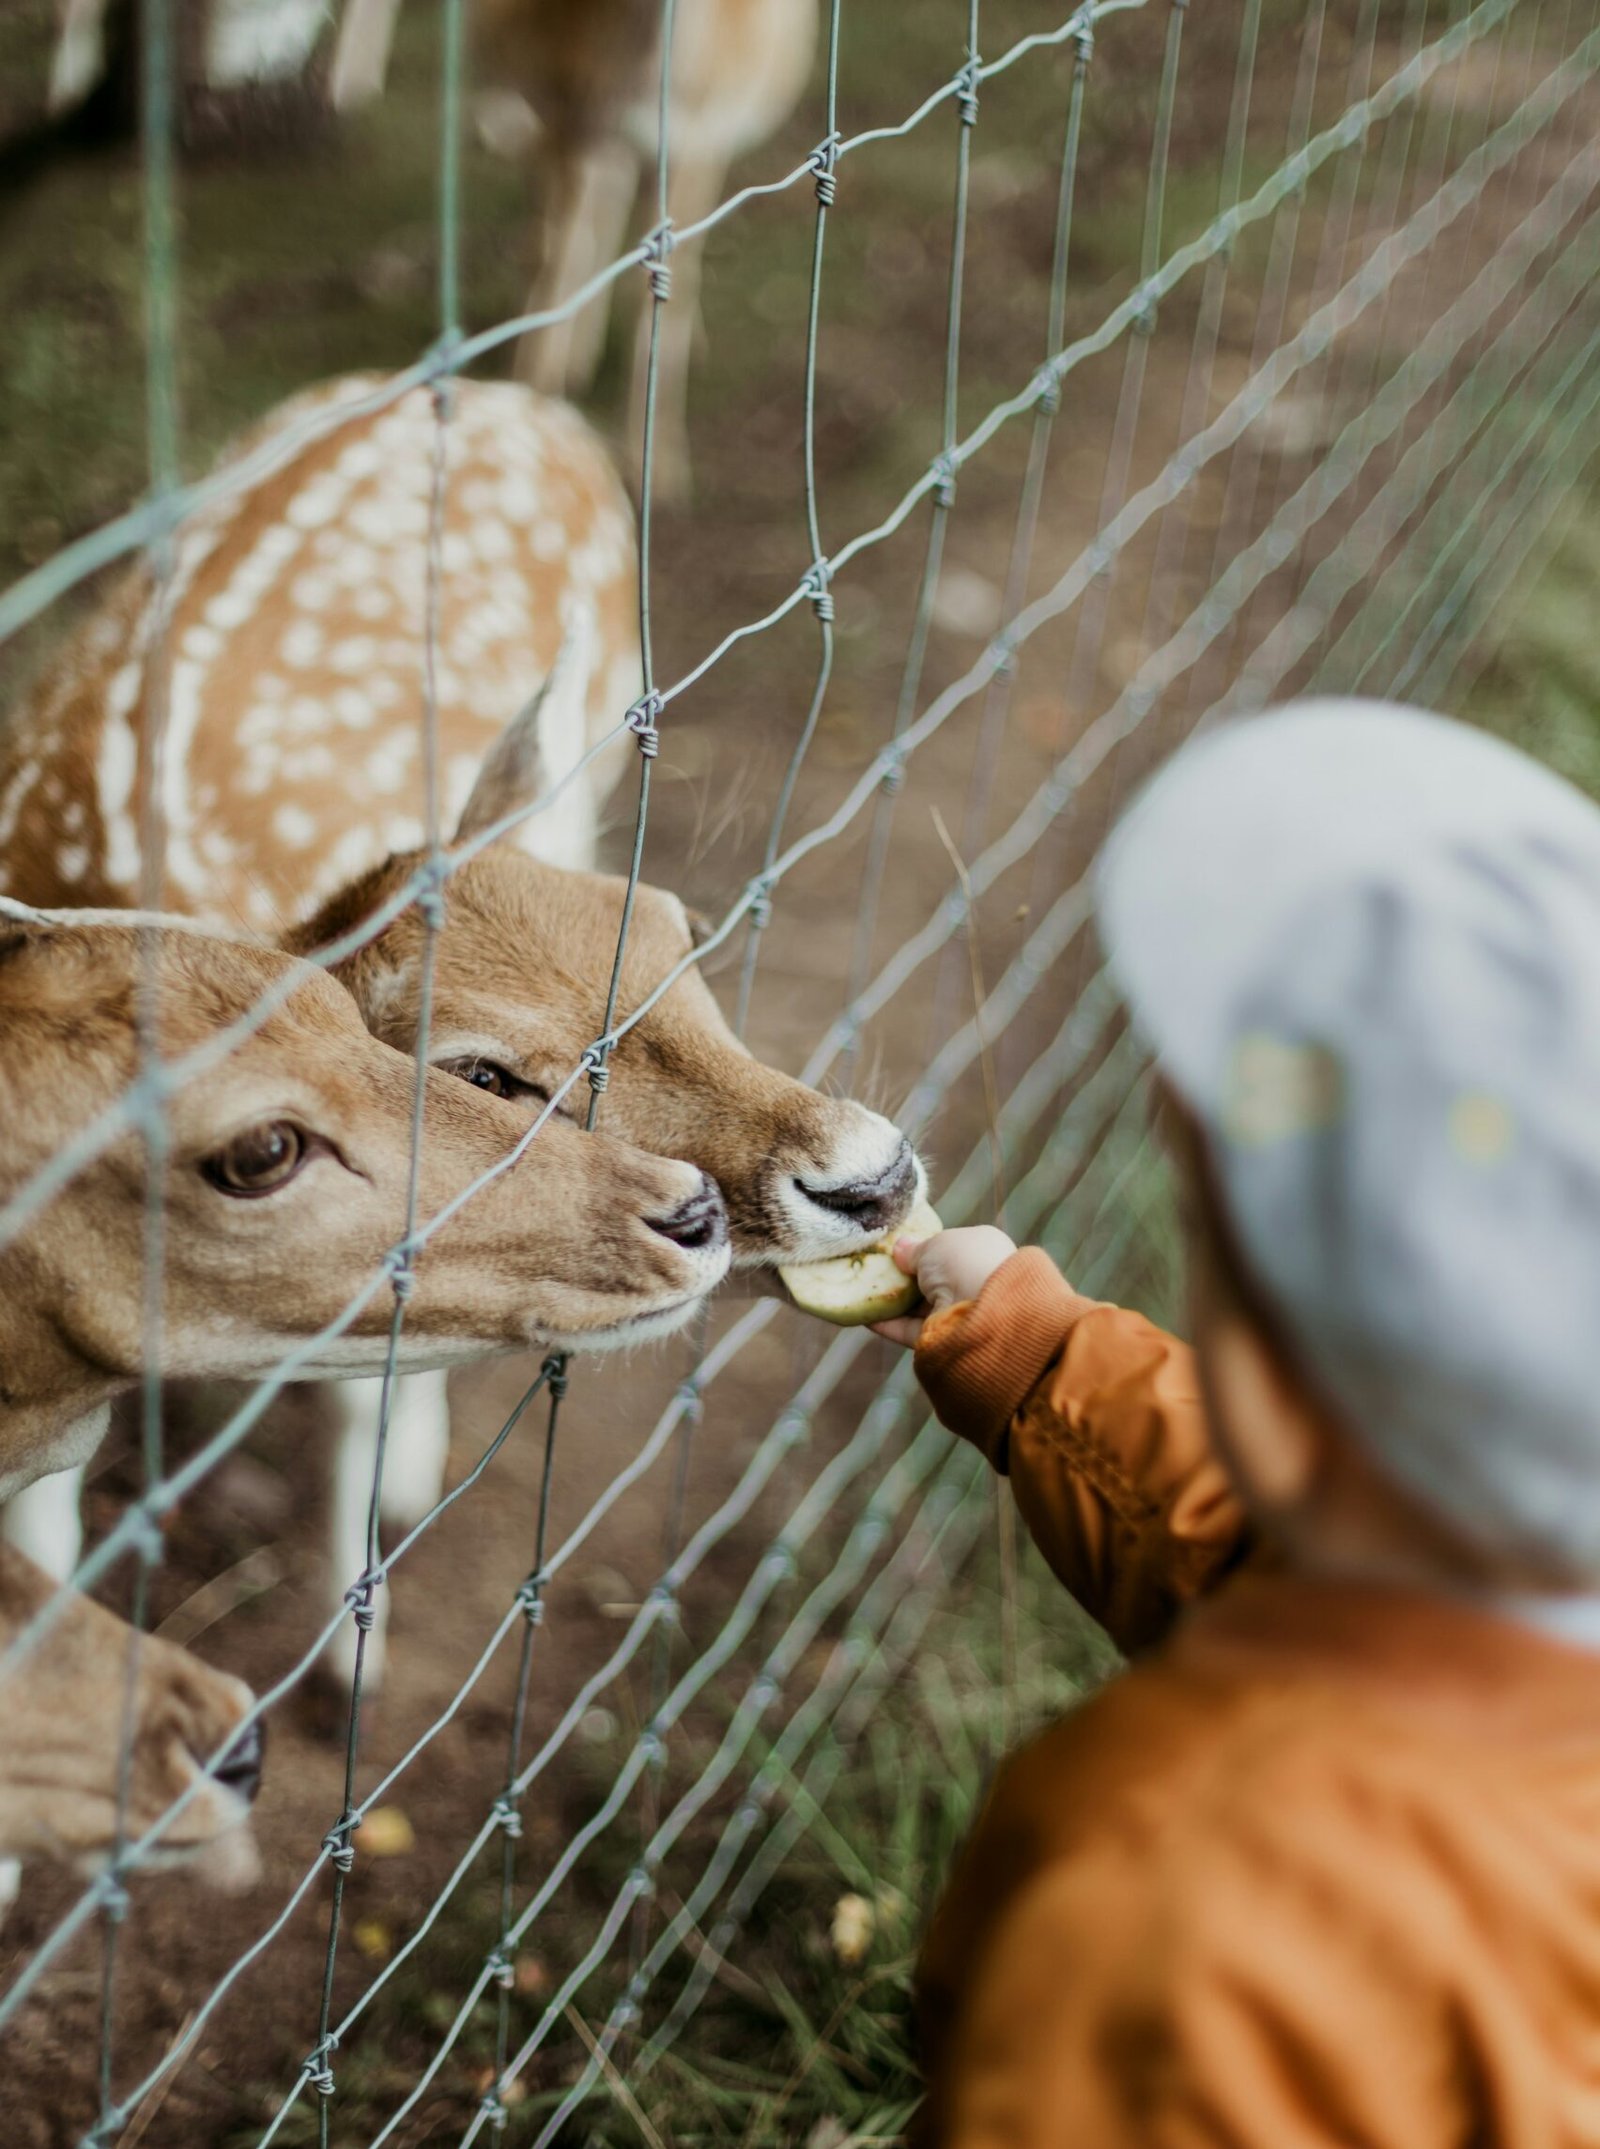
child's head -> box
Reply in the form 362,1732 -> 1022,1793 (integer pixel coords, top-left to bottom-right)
1101,701 -> 1600,1591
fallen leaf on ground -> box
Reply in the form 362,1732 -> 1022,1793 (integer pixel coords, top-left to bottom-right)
354,1807 -> 415,1858
831,1892 -> 875,1964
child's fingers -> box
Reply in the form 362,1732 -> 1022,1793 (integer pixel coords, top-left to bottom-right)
870,1312 -> 925,1348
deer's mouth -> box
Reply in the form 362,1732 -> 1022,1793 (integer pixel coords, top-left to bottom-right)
553,1286 -> 719,1353
744,1124 -> 924,1268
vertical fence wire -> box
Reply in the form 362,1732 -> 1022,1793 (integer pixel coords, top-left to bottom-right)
841,0 -> 984,1056
90,0 -> 183,2137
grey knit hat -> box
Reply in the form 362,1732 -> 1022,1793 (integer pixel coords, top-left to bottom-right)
1097,698 -> 1600,1573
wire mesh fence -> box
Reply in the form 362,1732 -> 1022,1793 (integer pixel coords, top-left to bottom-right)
0,0 -> 1597,2140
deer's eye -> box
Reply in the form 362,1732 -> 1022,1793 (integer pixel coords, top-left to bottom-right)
202,1122 -> 311,1198
439,1056 -> 547,1105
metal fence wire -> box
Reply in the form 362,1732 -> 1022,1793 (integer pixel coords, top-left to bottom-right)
0,0 -> 1597,2139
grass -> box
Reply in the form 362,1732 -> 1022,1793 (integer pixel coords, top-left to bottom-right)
1458,464 -> 1600,796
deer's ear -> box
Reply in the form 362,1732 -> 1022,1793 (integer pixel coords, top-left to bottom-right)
453,679 -> 553,847
0,896 -> 53,956
453,636 -> 578,846
0,897 -> 51,929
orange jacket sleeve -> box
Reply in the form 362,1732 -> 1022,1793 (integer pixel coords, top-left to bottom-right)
913,1249 -> 1250,1652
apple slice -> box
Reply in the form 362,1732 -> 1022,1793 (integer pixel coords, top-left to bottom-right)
778,1199 -> 943,1327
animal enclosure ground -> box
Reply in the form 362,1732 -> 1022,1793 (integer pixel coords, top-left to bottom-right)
0,0 -> 1596,2141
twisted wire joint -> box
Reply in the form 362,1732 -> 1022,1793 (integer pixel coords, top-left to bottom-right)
423,324 -> 465,385
956,57 -> 981,126
643,222 -> 676,302
628,689 -> 663,758
322,1819 -> 357,1874
803,558 -> 834,621
306,2030 -> 340,2098
343,1575 -> 378,1632
809,137 -> 840,206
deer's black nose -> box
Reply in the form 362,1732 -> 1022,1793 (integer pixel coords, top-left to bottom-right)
648,1172 -> 729,1254
796,1138 -> 917,1236
213,1719 -> 266,1806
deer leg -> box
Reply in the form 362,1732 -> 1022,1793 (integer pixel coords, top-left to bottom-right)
1,1466 -> 86,1583
518,140 -> 638,397
328,0 -> 405,111
375,1368 -> 453,1530
324,1369 -> 451,1696
48,0 -> 108,114
626,149 -> 725,506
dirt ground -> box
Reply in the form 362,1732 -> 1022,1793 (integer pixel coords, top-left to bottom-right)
1,1 -> 1595,2141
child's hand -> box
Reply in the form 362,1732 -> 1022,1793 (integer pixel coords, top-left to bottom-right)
870,1225 -> 1018,1348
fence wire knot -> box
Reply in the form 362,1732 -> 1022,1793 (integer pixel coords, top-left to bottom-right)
582,1043 -> 612,1095
515,1572 -> 547,1623
1074,15 -> 1095,63
809,137 -> 840,206
492,1796 -> 524,1840
879,749 -> 907,795
487,1944 -> 517,1991
480,2088 -> 509,2131
803,558 -> 834,621
415,881 -> 447,935
384,1243 -> 421,1300
101,1873 -> 130,1925
643,223 -> 676,302
322,1818 -> 357,1874
80,2107 -> 129,2149
675,1378 -> 705,1425
307,2037 -> 339,2098
541,1352 -> 570,1399
747,877 -> 775,931
956,57 -> 982,126
127,1507 -> 165,1568
344,1575 -> 378,1631
932,452 -> 959,508
627,689 -> 663,757
422,324 -> 465,386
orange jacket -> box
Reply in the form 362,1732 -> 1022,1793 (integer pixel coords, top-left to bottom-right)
912,1250 -> 1600,2149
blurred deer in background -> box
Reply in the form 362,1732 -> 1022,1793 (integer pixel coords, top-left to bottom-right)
0,374 -> 920,1694
331,0 -> 820,498
47,0 -> 328,126
0,1542 -> 264,1922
